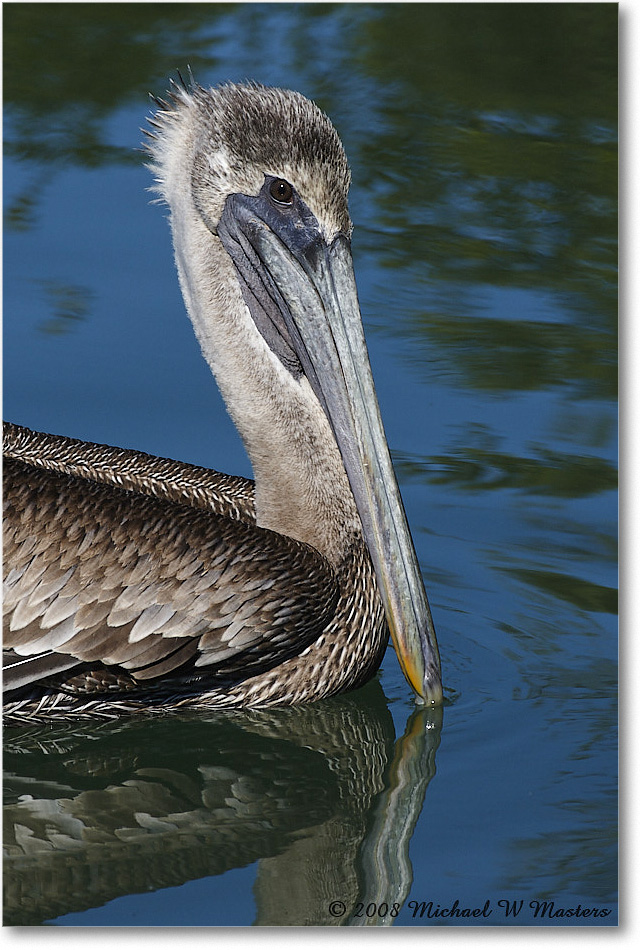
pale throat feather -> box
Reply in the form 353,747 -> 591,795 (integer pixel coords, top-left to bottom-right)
157,99 -> 361,566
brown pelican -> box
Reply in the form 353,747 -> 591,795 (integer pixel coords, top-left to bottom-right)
3,79 -> 442,720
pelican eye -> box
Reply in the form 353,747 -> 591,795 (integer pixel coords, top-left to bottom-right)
269,178 -> 294,206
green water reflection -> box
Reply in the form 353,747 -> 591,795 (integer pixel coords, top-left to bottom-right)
396,441 -> 617,497
4,2 -> 617,401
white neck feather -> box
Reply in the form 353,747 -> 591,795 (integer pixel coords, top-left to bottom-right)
150,94 -> 361,565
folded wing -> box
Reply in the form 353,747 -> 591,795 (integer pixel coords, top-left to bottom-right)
4,457 -> 339,697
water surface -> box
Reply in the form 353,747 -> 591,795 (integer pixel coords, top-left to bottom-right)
3,2 -> 617,927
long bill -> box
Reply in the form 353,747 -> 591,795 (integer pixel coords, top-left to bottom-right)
221,197 -> 443,705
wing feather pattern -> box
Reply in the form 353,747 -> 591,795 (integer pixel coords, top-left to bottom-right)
3,422 -> 256,520
3,456 -> 339,698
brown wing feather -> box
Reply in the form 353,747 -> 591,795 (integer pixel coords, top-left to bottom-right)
3,456 -> 339,697
3,422 -> 256,521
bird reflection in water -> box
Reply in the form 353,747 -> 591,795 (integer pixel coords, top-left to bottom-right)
3,680 -> 442,926
4,80 -> 444,927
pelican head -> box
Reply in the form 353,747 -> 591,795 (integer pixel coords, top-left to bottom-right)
146,79 -> 442,704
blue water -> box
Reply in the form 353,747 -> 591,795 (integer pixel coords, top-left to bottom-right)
3,3 -> 617,927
